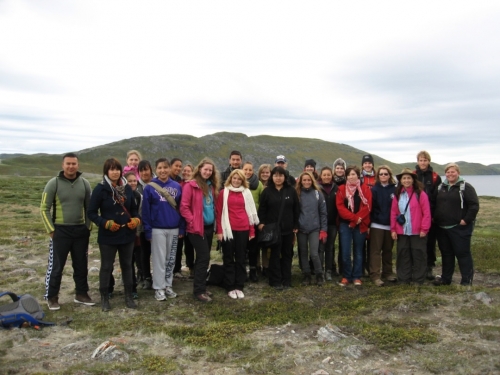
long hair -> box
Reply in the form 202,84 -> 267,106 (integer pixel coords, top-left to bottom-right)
224,169 -> 249,189
258,163 -> 272,186
375,165 -> 396,185
192,158 -> 220,198
295,171 -> 321,198
395,173 -> 424,198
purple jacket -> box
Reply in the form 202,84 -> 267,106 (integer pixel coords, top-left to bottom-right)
390,187 -> 431,235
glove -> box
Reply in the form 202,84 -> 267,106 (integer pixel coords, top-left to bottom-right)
105,220 -> 120,232
127,217 -> 141,230
319,230 -> 328,244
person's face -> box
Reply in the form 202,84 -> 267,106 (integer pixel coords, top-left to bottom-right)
335,165 -> 345,177
182,166 -> 193,180
275,161 -> 287,169
320,169 -> 333,184
378,169 -> 390,184
362,162 -> 373,173
304,165 -> 315,173
127,153 -> 140,168
62,157 -> 79,179
242,164 -> 253,179
200,163 -> 213,180
139,167 -> 152,183
272,173 -> 285,187
229,155 -> 242,169
171,160 -> 182,177
418,157 -> 430,171
401,175 -> 413,188
156,162 -> 170,182
301,174 -> 313,189
260,168 -> 271,182
231,174 -> 243,188
445,167 -> 460,184
108,167 -> 121,183
126,174 -> 138,191
347,170 -> 359,183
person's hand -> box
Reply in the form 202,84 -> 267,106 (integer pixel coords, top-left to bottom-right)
105,220 -> 120,232
127,218 -> 141,230
258,224 -> 264,231
293,229 -> 298,233
357,217 -> 362,224
319,230 -> 328,244
420,231 -> 427,238
391,232 -> 398,240
460,219 -> 467,225
249,235 -> 255,240
49,232 -> 54,239
217,233 -> 223,242
178,234 -> 184,239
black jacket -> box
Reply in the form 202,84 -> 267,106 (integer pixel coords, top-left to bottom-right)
319,182 -> 339,225
415,165 -> 441,212
258,185 -> 300,235
433,180 -> 479,227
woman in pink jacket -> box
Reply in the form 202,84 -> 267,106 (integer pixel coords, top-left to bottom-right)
180,158 -> 219,302
391,168 -> 431,284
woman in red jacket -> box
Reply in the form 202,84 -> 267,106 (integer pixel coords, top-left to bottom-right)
179,158 -> 219,302
336,165 -> 372,287
216,169 -> 259,299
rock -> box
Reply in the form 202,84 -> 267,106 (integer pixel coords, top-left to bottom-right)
89,267 -> 100,273
312,370 -> 329,375
343,345 -> 363,359
91,340 -> 129,362
317,324 -> 347,343
474,292 -> 492,305
322,356 -> 331,363
8,268 -> 36,276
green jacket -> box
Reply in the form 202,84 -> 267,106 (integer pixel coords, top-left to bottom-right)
250,181 -> 264,211
40,171 -> 92,233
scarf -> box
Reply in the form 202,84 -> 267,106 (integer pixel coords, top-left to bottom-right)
104,175 -> 127,206
246,173 -> 259,190
345,180 -> 368,213
334,175 -> 346,185
221,185 -> 259,240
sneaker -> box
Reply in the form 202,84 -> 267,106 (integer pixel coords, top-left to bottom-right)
74,293 -> 96,306
165,287 -> 177,299
235,289 -> 245,299
325,270 -> 332,281
228,290 -> 238,299
195,293 -> 212,302
155,289 -> 167,301
385,275 -> 397,282
47,296 -> 60,311
143,279 -> 153,290
339,278 -> 349,287
374,279 -> 384,287
354,279 -> 362,286
174,272 -> 186,279
205,290 -> 213,297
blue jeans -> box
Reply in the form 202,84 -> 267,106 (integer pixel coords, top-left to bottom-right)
339,222 -> 366,282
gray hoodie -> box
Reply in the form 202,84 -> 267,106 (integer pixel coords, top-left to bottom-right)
298,188 -> 328,233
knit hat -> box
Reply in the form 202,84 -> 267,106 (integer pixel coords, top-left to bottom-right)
396,168 -> 417,181
275,155 -> 287,163
361,154 -> 374,165
333,158 -> 346,170
304,159 -> 316,169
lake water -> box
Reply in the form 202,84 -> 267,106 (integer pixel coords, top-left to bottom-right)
450,175 -> 499,197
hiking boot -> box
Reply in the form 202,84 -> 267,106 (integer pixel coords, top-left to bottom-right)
100,292 -> 111,312
325,270 -> 332,281
339,278 -> 349,287
373,279 -> 384,287
155,289 -> 167,301
249,268 -> 258,282
165,287 -> 177,299
228,290 -> 238,299
143,279 -> 153,290
47,296 -> 60,311
74,293 -> 96,306
316,273 -> 324,287
124,287 -> 137,309
301,274 -> 311,286
426,267 -> 435,280
195,293 -> 212,303
354,279 -> 362,286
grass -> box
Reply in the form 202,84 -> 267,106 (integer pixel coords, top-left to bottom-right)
0,176 -> 499,374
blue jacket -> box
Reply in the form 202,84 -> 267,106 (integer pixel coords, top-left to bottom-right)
370,182 -> 396,226
142,178 -> 185,240
88,181 -> 139,245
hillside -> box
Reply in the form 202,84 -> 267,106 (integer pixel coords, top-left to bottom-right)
0,132 -> 498,176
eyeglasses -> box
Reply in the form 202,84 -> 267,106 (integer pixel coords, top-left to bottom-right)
378,173 -> 389,176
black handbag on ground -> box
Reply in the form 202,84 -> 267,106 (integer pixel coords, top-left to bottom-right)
257,191 -> 287,247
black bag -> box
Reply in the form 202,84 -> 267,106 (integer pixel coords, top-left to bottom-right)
257,222 -> 281,247
396,214 -> 406,225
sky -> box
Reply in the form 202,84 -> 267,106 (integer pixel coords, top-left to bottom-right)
1,1 -> 499,165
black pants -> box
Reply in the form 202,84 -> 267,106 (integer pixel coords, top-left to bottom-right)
247,226 -> 259,268
437,224 -> 474,285
173,235 -> 195,273
188,224 -> 214,295
99,242 -> 134,292
268,233 -> 294,287
222,230 -> 249,291
44,225 -> 90,299
140,231 -> 152,280
426,222 -> 438,267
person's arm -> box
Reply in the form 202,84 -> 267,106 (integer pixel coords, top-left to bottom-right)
179,183 -> 194,226
83,179 -> 92,231
215,189 -> 224,236
318,192 -> 328,232
419,191 -> 431,236
141,186 -> 153,241
390,195 -> 399,240
40,178 -> 57,236
87,185 -> 104,228
462,183 -> 480,225
257,189 -> 268,230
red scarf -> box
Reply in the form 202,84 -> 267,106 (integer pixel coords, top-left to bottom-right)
345,180 -> 368,212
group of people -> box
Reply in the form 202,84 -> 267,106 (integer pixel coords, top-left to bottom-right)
40,149 -> 479,312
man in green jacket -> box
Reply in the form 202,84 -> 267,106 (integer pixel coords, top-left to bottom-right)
40,153 -> 94,310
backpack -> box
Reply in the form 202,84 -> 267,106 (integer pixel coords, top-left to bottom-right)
0,292 -> 54,329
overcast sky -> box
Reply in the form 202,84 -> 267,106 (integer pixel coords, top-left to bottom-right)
1,1 -> 499,165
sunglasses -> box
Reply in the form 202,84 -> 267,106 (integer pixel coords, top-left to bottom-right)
378,173 -> 389,176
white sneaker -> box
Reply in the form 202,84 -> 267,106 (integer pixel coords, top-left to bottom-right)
155,289 -> 166,301
235,290 -> 245,299
228,290 -> 238,299
165,287 -> 177,299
